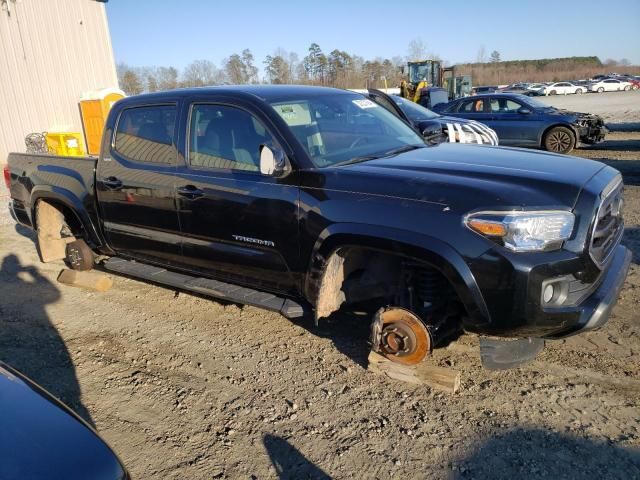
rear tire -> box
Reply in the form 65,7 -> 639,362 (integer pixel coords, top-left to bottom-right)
597,87 -> 604,93
543,126 -> 576,154
576,89 -> 583,94
65,239 -> 94,271
624,85 -> 631,91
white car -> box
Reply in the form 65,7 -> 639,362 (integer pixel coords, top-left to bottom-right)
526,83 -> 546,91
540,82 -> 586,95
589,78 -> 633,93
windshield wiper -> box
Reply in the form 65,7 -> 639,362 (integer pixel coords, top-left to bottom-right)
333,155 -> 383,167
381,144 -> 426,157
333,144 -> 426,167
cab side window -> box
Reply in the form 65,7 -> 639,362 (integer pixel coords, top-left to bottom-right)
189,104 -> 272,172
489,99 -> 522,113
114,105 -> 177,164
461,99 -> 485,113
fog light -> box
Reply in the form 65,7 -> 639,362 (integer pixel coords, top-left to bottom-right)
543,284 -> 555,303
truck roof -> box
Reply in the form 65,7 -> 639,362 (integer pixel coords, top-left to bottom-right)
117,85 -> 355,106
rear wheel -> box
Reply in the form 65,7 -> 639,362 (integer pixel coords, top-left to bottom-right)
624,85 -> 631,91
543,126 -> 576,154
576,89 -> 583,94
65,239 -> 94,271
597,87 -> 605,93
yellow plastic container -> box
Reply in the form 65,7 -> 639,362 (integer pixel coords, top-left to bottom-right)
79,88 -> 126,155
45,132 -> 86,157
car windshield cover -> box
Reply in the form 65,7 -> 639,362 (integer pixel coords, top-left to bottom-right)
392,96 -> 440,121
269,93 -> 425,168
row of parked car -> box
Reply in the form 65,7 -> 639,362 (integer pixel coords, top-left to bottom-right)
364,88 -> 607,154
475,74 -> 640,97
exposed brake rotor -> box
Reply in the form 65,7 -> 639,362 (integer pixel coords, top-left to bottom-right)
370,307 -> 432,366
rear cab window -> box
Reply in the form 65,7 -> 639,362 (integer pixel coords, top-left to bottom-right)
114,105 -> 177,164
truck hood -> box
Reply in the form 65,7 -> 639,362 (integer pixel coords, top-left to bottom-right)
324,143 -> 606,211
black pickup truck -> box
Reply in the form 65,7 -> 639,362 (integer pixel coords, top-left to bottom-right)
5,85 -> 631,368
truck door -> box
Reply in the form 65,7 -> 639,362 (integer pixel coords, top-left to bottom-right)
96,103 -> 182,264
174,100 -> 299,293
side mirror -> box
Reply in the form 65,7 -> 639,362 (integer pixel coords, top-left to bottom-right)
518,107 -> 532,115
260,144 -> 290,178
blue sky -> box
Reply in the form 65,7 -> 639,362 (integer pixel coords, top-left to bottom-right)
106,0 -> 640,70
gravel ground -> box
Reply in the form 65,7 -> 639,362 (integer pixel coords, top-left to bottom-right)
1,133 -> 640,479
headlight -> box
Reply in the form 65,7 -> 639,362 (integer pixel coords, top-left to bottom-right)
465,211 -> 575,252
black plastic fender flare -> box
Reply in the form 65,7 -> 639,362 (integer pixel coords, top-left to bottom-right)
305,222 -> 492,329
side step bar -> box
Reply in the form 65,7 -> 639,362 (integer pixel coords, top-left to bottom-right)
103,257 -> 306,319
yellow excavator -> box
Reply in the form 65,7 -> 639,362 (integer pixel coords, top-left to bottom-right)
400,60 -> 472,108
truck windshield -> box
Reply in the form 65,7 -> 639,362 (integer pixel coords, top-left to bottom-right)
270,93 -> 425,168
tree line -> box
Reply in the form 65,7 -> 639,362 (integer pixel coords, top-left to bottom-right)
459,55 -> 639,85
117,41 -> 638,95
117,41 -> 435,95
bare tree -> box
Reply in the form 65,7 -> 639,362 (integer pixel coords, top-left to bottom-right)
156,66 -> 179,90
407,38 -> 427,61
146,74 -> 158,92
264,54 -> 291,84
241,49 -> 259,84
288,52 -> 299,83
182,60 -> 224,87
490,50 -> 501,63
476,46 -> 487,63
225,54 -> 246,84
117,63 -> 143,95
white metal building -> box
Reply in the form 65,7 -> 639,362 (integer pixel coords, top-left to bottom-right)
0,0 -> 118,161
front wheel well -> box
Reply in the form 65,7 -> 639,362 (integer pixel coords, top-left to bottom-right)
315,246 -> 465,344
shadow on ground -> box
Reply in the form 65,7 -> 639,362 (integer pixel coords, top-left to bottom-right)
588,159 -> 640,186
607,122 -> 640,132
453,428 -> 640,479
623,227 -> 640,264
0,253 -> 94,426
584,139 -> 640,152
292,308 -> 373,369
14,223 -> 36,241
263,434 -> 331,480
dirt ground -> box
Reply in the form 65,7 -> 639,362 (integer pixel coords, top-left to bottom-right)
1,133 -> 640,479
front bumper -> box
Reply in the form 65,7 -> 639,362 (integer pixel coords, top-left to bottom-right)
577,119 -> 608,144
464,242 -> 631,339
543,245 -> 631,338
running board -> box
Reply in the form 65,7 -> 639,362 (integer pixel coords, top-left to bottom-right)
103,257 -> 306,319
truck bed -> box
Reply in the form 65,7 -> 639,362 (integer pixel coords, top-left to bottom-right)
7,152 -> 97,228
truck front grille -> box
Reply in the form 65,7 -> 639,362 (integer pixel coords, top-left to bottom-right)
590,176 -> 624,267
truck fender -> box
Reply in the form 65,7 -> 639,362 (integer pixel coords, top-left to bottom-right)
30,186 -> 103,248
306,223 -> 491,328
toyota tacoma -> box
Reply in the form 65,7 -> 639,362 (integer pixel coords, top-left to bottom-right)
5,86 -> 631,368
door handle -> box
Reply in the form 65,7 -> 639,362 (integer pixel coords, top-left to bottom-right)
102,176 -> 123,190
177,185 -> 204,199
